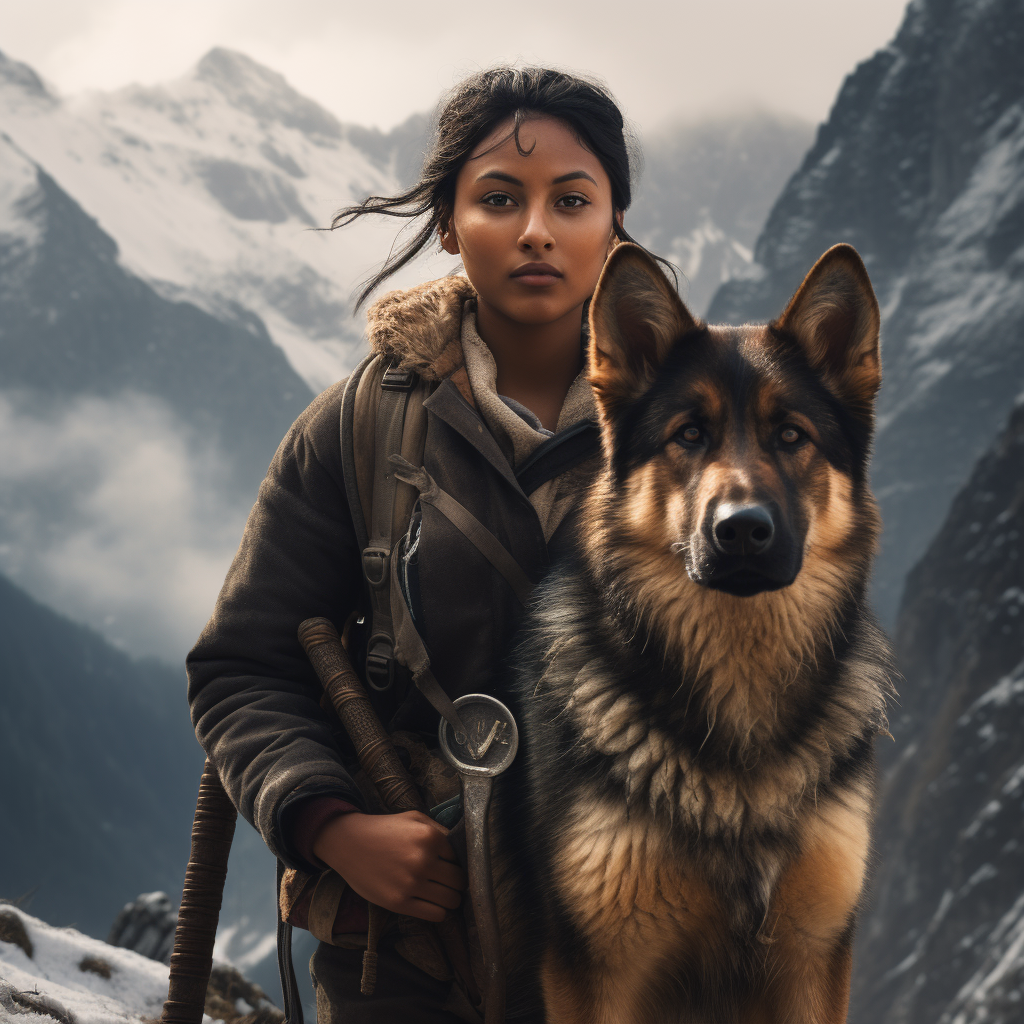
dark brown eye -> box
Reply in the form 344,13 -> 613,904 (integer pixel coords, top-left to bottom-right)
676,425 -> 704,446
779,425 -> 803,445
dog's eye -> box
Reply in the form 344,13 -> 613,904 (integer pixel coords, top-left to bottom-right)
778,425 -> 804,445
675,425 -> 704,447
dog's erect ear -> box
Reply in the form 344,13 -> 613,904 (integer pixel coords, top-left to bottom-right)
588,243 -> 697,417
776,244 -> 881,412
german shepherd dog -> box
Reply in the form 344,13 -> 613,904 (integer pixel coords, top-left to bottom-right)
496,243 -> 894,1023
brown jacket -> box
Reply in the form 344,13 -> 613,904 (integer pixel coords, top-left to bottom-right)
186,275 -> 600,872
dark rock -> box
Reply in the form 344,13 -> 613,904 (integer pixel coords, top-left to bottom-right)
852,401 -> 1024,1024
108,892 -> 177,965
205,963 -> 283,1024
77,956 -> 113,979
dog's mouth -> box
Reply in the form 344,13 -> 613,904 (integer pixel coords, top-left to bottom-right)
701,566 -> 792,597
682,547 -> 800,597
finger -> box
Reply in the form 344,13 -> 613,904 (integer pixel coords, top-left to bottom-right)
429,858 -> 468,893
421,830 -> 461,864
436,839 -> 462,866
417,879 -> 463,911
401,897 -> 447,924
409,811 -> 450,837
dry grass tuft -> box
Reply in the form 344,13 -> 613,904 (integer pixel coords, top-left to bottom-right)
78,955 -> 113,979
0,908 -> 33,958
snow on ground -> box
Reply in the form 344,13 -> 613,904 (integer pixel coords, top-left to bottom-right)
0,905 -> 169,1023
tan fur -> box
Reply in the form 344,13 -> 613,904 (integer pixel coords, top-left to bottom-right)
365,274 -> 476,381
542,786 -> 871,1023
544,792 -> 732,1024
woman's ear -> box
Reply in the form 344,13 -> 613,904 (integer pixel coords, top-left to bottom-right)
439,220 -> 460,256
607,211 -> 624,254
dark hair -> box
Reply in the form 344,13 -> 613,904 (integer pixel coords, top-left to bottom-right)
332,65 -> 672,307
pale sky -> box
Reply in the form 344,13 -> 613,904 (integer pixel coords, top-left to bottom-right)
1,0 -> 910,134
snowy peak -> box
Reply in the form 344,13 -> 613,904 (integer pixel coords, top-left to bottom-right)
0,49 -> 57,108
193,46 -> 342,140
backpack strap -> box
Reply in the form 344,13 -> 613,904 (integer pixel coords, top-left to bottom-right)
351,357 -> 430,693
340,353 -> 376,553
344,354 -> 534,727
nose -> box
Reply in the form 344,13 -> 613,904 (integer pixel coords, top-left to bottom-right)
713,504 -> 775,555
518,203 -> 555,251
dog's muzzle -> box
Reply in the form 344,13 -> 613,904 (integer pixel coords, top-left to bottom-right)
686,502 -> 802,596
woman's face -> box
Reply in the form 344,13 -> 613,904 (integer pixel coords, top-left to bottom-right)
441,114 -> 620,328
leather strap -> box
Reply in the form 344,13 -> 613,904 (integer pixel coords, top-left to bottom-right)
340,353 -> 376,554
358,359 -> 429,692
276,859 -> 305,1024
390,455 -> 534,607
390,538 -> 472,744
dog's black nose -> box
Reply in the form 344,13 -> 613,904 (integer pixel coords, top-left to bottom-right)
713,504 -> 775,555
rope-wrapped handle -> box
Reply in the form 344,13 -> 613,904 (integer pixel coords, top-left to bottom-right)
298,617 -> 426,814
161,759 -> 237,1024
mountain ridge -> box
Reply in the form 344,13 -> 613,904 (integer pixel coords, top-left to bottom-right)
707,0 -> 1024,622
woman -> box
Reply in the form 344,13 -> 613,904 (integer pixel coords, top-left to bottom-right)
187,65 -> 669,1023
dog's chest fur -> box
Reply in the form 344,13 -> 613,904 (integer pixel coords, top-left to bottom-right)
516,566 -> 885,970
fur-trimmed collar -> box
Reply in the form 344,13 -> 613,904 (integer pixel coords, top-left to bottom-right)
365,274 -> 476,382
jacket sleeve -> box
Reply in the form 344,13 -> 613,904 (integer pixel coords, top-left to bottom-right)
186,379 -> 365,871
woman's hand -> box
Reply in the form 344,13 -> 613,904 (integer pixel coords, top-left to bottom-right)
312,810 -> 467,923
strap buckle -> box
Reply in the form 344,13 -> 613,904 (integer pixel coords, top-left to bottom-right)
365,634 -> 395,692
381,362 -> 416,391
361,547 -> 390,588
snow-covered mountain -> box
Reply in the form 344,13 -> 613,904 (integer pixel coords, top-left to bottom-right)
851,399 -> 1024,1024
707,0 -> 1024,623
0,46 -> 441,393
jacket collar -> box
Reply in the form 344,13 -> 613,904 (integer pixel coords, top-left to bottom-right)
365,275 -> 476,383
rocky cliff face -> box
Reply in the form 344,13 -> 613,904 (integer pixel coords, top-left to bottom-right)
851,400 -> 1024,1023
0,573 -> 203,939
708,0 -> 1024,623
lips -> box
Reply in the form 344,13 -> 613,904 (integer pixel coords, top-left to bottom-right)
510,262 -> 563,284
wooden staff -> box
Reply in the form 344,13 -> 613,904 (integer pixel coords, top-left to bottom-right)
161,760 -> 237,1024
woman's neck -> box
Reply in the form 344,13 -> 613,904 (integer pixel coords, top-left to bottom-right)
475,298 -> 585,433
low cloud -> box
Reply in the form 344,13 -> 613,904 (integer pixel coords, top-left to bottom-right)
0,389 -> 250,663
